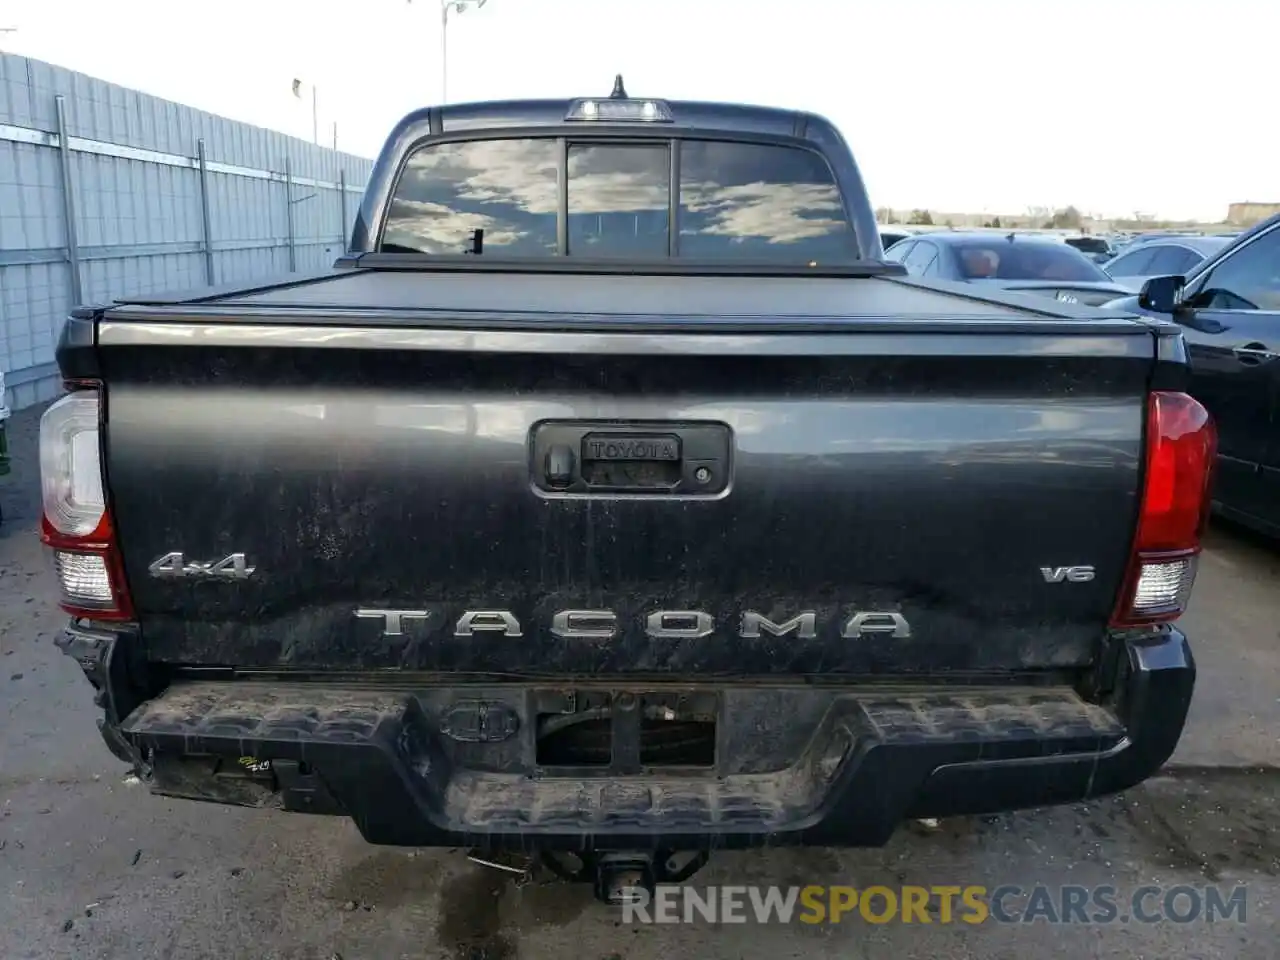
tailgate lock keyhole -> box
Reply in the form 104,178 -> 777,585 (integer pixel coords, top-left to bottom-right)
545,444 -> 575,489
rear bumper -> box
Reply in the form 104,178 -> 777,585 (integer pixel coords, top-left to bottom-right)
63,627 -> 1193,850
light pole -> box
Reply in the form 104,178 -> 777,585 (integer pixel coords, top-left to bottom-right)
291,77 -> 319,145
410,0 -> 488,103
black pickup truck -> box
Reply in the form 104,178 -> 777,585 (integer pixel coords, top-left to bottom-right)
42,83 -> 1215,903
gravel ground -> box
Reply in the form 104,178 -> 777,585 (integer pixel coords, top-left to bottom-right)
1,402 -> 1277,959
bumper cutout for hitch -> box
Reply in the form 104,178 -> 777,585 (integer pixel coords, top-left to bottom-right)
535,691 -> 718,771
536,711 -> 613,767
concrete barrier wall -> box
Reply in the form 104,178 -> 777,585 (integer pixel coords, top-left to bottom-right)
0,53 -> 374,410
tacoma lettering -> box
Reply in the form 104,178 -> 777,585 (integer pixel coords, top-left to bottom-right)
551,609 -> 618,639
740,611 -> 818,639
355,607 -> 910,639
454,610 -> 523,638
355,609 -> 430,636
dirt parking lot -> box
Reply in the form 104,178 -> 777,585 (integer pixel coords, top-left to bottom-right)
1,403 -> 1277,959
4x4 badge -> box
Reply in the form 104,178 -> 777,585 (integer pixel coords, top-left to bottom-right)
148,552 -> 256,580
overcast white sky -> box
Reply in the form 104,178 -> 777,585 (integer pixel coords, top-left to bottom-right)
1,0 -> 1274,221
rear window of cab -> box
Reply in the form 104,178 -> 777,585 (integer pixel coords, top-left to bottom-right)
380,137 -> 859,262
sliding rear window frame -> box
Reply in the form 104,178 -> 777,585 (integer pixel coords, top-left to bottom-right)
375,126 -> 858,259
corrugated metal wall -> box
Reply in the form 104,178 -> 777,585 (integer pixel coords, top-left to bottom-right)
0,53 -> 374,410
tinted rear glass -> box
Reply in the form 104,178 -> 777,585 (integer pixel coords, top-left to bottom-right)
678,141 -> 857,260
382,138 -> 559,256
1105,248 -> 1158,276
1145,245 -> 1202,275
381,137 -> 857,261
568,143 -> 669,257
953,241 -> 1109,282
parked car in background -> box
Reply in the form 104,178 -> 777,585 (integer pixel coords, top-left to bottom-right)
1110,231 -> 1210,257
878,227 -> 916,251
885,231 -> 1132,304
1103,236 -> 1233,293
1108,233 -> 1167,256
1063,235 -> 1117,263
1102,213 -> 1280,536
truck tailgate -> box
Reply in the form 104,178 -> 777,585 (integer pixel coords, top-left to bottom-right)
96,274 -> 1152,677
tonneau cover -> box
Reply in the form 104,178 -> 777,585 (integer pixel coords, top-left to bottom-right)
108,267 -> 1147,326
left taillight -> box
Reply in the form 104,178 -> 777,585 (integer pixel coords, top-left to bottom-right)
39,384 -> 134,620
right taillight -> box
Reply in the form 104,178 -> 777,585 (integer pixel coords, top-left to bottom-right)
39,384 -> 134,620
1111,390 -> 1217,628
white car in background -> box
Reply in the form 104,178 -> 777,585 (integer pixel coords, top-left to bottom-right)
878,227 -> 919,252
1103,236 -> 1235,292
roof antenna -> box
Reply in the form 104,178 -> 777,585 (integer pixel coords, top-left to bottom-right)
610,74 -> 628,99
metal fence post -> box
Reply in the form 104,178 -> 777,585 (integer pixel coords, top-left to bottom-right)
339,170 -> 348,253
284,157 -> 296,272
53,95 -> 83,306
196,138 -> 216,285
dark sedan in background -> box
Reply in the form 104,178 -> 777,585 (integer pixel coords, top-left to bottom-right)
1102,235 -> 1234,293
1103,213 -> 1280,536
1063,234 -> 1119,263
885,231 -> 1132,305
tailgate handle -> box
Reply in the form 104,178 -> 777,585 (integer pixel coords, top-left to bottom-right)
531,422 -> 732,497
581,434 -> 683,491
583,434 -> 681,465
